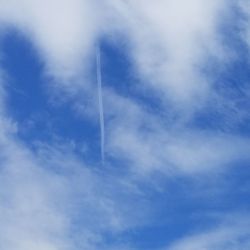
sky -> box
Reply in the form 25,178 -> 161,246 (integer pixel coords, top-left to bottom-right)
0,1 -> 250,249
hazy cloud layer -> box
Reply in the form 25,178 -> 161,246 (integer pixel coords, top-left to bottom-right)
167,216 -> 250,250
0,1 -> 250,249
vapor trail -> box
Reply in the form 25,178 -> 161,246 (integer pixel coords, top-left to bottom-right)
96,46 -> 105,163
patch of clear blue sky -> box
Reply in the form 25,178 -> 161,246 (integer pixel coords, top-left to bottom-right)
1,19 -> 250,249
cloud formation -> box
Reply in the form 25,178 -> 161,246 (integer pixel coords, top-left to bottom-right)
167,216 -> 250,250
0,1 -> 250,250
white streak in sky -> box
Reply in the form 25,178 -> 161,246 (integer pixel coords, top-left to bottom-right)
96,46 -> 105,163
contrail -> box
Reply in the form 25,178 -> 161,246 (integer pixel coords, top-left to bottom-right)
96,45 -> 105,163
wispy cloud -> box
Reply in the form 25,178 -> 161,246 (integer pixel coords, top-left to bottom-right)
108,0 -> 230,106
0,0 -> 99,81
0,110 -> 149,249
0,1 -> 250,249
167,215 -> 250,250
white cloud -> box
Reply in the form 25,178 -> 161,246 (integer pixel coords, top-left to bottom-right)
239,0 -> 250,49
0,1 -> 249,249
0,109 -> 71,249
108,0 -> 230,107
167,215 -> 250,250
0,0 -> 100,81
105,90 -> 250,176
0,99 -> 149,249
0,0 -> 231,106
0,0 -> 248,180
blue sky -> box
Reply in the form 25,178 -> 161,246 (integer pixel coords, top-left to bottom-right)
0,1 -> 250,250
